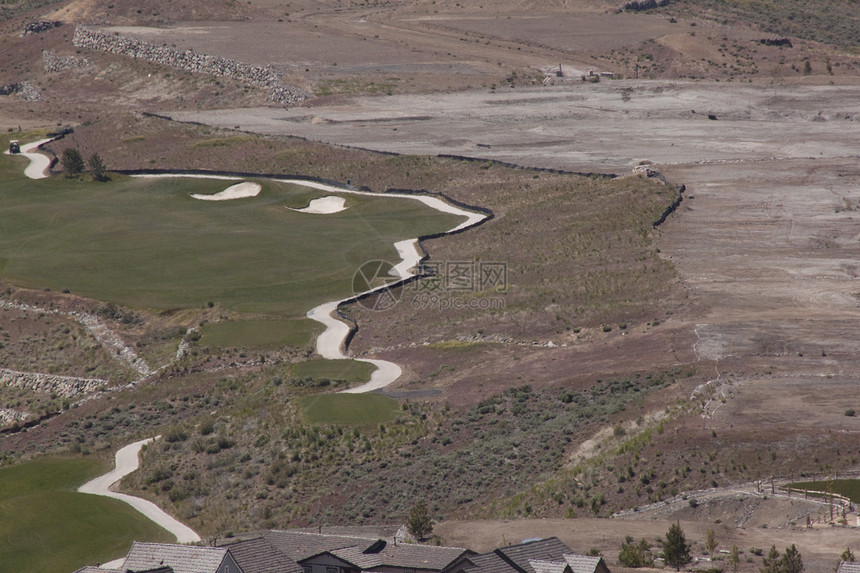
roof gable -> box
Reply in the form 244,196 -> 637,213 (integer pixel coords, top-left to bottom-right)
227,537 -> 300,573
495,538 -> 573,573
122,542 -> 229,573
528,559 -> 570,573
562,555 -> 603,573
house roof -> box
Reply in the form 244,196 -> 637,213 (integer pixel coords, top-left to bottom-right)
121,542 -> 229,573
263,529 -> 468,572
838,563 -> 860,573
263,530 -> 381,562
459,552 -> 520,573
528,559 -> 569,573
462,539 -> 604,573
495,538 -> 573,573
226,537 -> 300,573
562,555 -> 603,573
294,526 -> 407,540
300,541 -> 470,572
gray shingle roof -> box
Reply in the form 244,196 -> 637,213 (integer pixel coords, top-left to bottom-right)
301,541 -> 469,572
264,530 -> 467,572
528,559 -> 568,573
460,552 -> 520,573
263,530 -> 380,562
838,563 -> 860,573
121,542 -> 229,573
373,542 -> 469,570
495,538 -> 573,573
562,555 -> 603,573
227,537 -> 300,573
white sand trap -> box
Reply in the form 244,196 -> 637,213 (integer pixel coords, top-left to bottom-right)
190,181 -> 261,201
290,195 -> 347,214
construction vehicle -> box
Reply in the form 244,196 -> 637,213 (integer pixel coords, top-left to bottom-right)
9,140 -> 20,154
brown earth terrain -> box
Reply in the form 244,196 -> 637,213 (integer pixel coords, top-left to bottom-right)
3,0 -> 860,570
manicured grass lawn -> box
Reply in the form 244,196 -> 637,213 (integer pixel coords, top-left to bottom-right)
788,479 -> 860,503
291,358 -> 376,383
200,318 -> 321,349
0,456 -> 173,573
0,148 -> 463,317
301,392 -> 401,425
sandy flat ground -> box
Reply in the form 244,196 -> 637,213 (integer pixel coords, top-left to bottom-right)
166,80 -> 860,173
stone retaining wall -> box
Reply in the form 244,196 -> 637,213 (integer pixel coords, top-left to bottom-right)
0,368 -> 106,398
43,49 -> 93,74
72,25 -> 308,105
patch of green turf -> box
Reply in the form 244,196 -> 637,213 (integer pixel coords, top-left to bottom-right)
787,479 -> 860,503
200,318 -> 320,349
291,358 -> 375,383
301,392 -> 401,425
0,456 -> 174,573
0,164 -> 463,314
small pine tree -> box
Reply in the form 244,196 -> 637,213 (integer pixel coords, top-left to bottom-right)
88,152 -> 109,182
782,544 -> 803,573
407,501 -> 434,541
705,529 -> 718,554
618,536 -> 654,568
663,522 -> 692,571
61,147 -> 84,177
842,547 -> 856,563
728,544 -> 740,573
762,546 -> 782,573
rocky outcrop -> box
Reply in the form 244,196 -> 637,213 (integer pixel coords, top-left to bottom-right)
23,20 -> 62,35
0,81 -> 41,101
72,25 -> 308,105
43,50 -> 93,73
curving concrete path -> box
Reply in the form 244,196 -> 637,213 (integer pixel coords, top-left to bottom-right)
6,138 -> 54,179
297,182 -> 487,393
78,436 -> 202,544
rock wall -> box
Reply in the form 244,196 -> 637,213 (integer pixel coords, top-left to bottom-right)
72,25 -> 308,105
43,49 -> 93,73
0,368 -> 106,398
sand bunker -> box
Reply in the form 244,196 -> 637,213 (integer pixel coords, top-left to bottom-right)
290,195 -> 347,214
190,181 -> 261,201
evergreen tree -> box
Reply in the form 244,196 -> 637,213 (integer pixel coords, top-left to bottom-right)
61,147 -> 84,177
781,544 -> 803,573
407,501 -> 434,540
841,547 -> 856,563
728,545 -> 740,573
663,522 -> 692,571
618,536 -> 653,568
762,546 -> 782,573
87,152 -> 108,182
